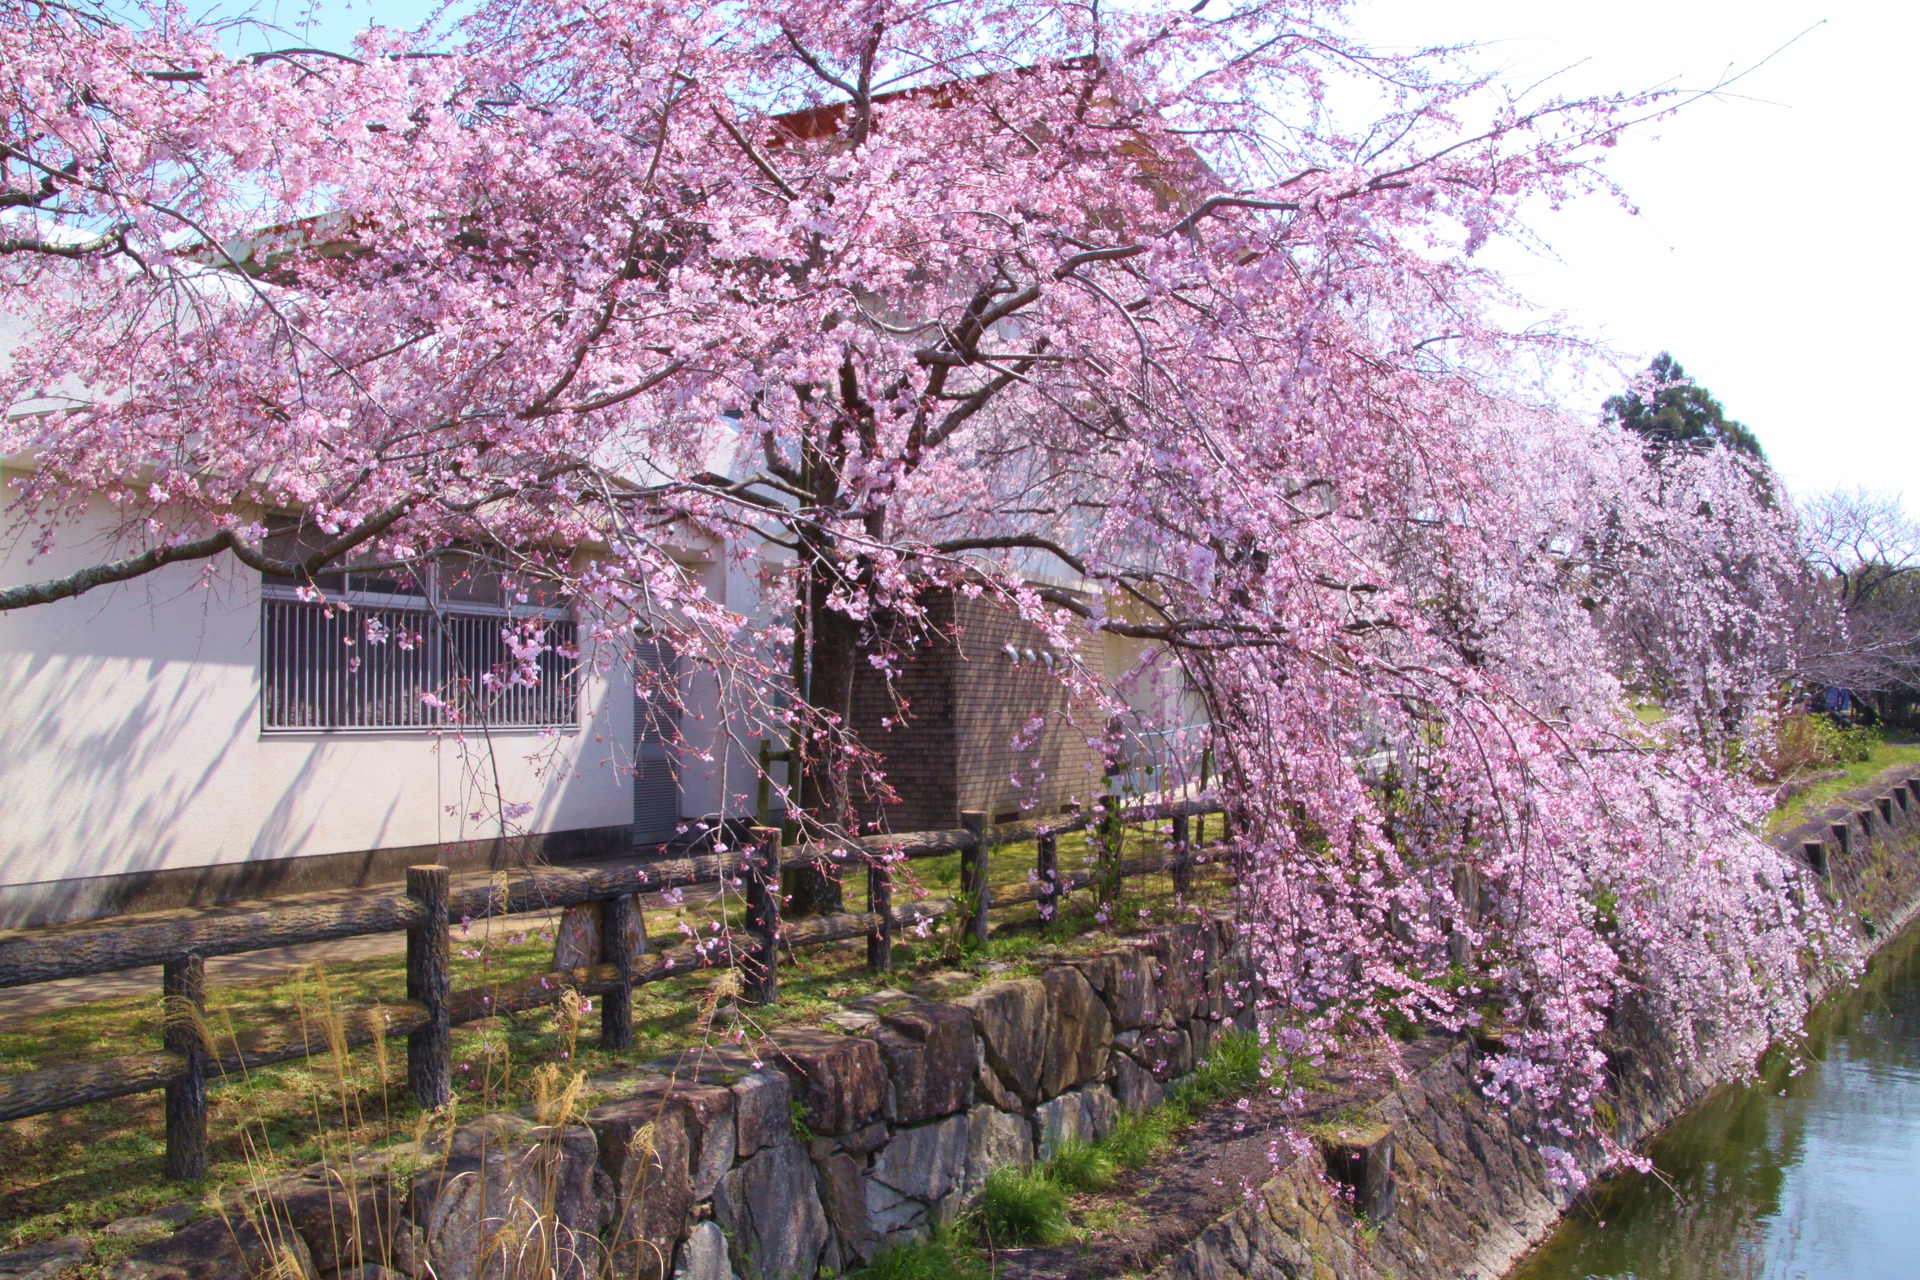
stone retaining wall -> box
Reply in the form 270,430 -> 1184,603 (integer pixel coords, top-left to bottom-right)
88,916 -> 1255,1280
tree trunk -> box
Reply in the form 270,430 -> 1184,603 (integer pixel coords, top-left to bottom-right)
785,537 -> 857,915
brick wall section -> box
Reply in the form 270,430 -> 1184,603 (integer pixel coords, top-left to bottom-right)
849,591 -> 959,832
949,590 -> 1108,822
850,588 -> 1108,831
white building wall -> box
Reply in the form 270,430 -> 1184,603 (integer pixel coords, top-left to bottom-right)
668,549 -> 793,826
0,477 -> 634,897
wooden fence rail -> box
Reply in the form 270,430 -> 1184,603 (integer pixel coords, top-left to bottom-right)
0,794 -> 1224,1180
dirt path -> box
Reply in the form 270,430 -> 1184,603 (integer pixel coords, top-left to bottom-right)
0,910 -> 569,1026
0,932 -> 416,1024
990,1034 -> 1452,1280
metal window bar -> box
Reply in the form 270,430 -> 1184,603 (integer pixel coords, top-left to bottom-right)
262,597 -> 577,731
442,610 -> 579,728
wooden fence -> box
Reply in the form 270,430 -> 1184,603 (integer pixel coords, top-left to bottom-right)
0,796 -> 1223,1180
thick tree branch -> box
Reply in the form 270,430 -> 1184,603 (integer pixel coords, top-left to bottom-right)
1,499 -> 415,613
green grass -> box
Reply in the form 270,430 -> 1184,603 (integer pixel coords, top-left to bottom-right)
1046,1139 -> 1118,1193
1101,1104 -> 1183,1168
1169,1028 -> 1264,1111
974,1166 -> 1074,1247
963,1030 -> 1268,1251
0,822 -> 1231,1251
1770,733 -> 1920,829
851,1229 -> 988,1280
855,1030 -> 1276,1265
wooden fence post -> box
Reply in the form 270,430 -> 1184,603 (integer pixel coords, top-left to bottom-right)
867,853 -> 894,974
598,894 -> 635,1050
744,827 -> 781,1005
406,865 -> 451,1110
1036,830 -> 1060,924
162,954 -> 207,1181
1098,793 -> 1123,904
960,811 -> 991,945
1171,812 -> 1192,898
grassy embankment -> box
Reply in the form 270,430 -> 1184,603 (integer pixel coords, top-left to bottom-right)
0,818 -> 1229,1254
1769,732 -> 1920,830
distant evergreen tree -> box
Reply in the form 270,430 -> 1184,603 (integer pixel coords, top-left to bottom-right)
1603,352 -> 1766,460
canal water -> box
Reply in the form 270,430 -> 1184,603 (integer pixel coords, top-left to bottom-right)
1509,918 -> 1920,1280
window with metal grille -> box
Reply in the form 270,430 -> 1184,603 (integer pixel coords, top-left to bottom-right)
260,558 -> 578,732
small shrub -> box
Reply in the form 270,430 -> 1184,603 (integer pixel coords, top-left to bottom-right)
975,1166 -> 1072,1247
1170,1030 -> 1263,1110
1834,722 -> 1878,763
1047,1140 -> 1117,1193
790,1100 -> 815,1144
1762,713 -> 1878,780
1101,1107 -> 1180,1170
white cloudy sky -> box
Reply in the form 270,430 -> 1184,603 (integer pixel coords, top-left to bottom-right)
247,0 -> 1916,505
1343,1 -> 1920,507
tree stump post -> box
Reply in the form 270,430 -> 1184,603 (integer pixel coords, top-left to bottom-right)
744,827 -> 781,1005
1802,840 -> 1830,878
162,953 -> 207,1181
599,894 -> 635,1050
406,865 -> 451,1110
960,811 -> 991,945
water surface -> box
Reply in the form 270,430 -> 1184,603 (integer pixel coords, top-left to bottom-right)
1510,919 -> 1920,1280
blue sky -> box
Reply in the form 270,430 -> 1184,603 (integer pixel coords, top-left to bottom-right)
238,1 -> 1916,507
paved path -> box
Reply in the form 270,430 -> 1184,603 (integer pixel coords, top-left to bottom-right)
0,930 -> 417,1024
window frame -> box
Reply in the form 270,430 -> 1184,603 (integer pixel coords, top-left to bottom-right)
258,557 -> 580,735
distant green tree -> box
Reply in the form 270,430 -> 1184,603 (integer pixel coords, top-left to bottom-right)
1603,352 -> 1766,460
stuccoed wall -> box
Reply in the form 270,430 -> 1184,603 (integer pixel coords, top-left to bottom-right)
0,472 -> 794,926
0,483 -> 634,910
